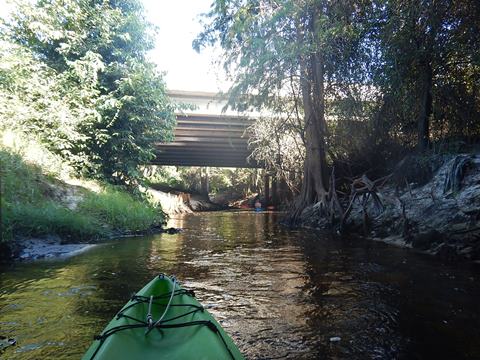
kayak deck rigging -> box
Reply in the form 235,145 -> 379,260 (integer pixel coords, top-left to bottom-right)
83,274 -> 243,360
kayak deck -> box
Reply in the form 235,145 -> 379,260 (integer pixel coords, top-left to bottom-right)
82,274 -> 243,360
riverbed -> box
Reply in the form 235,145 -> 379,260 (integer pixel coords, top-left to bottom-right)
1,211 -> 480,359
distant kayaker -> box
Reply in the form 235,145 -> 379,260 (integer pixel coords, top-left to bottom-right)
254,198 -> 262,210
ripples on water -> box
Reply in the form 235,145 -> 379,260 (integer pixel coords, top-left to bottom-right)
1,211 -> 480,359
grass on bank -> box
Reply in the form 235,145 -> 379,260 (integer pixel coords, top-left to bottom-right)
0,139 -> 165,244
78,187 -> 163,232
4,201 -> 105,241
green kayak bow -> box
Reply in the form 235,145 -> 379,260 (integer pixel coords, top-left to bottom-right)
82,274 -> 244,360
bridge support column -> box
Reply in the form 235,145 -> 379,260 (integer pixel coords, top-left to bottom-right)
271,174 -> 278,207
264,173 -> 270,208
279,175 -> 288,204
200,167 -> 209,196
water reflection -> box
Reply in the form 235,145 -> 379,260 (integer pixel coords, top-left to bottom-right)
1,211 -> 480,359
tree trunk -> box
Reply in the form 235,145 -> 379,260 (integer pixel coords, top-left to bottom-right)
417,62 -> 433,151
200,167 -> 209,196
271,173 -> 278,206
264,173 -> 270,207
287,9 -> 329,224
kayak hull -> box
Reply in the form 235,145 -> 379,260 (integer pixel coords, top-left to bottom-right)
82,274 -> 243,360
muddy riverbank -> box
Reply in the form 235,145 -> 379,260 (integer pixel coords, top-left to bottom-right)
299,154 -> 480,263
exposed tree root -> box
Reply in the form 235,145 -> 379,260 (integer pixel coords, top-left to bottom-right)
443,155 -> 472,194
340,174 -> 389,232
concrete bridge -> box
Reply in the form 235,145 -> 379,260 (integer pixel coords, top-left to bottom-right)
153,90 -> 258,168
152,90 -> 293,206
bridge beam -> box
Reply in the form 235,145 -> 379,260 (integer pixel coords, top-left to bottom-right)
153,90 -> 261,168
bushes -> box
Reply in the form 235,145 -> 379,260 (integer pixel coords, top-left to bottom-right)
1,0 -> 176,186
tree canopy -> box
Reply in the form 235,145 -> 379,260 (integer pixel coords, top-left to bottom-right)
195,0 -> 480,221
0,0 -> 176,186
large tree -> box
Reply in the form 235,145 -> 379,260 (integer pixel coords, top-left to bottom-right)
195,0 -> 374,222
374,0 -> 480,151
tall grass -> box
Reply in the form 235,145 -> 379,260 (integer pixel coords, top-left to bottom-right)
0,149 -> 44,205
4,202 -> 105,241
0,149 -> 105,241
1,142 -> 164,244
78,186 -> 164,232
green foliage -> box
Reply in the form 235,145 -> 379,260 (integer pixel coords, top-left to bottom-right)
0,0 -> 178,244
0,0 -> 176,186
144,165 -> 261,196
143,166 -> 191,192
206,168 -> 259,195
375,0 -> 480,146
78,186 -> 164,231
247,114 -> 305,188
195,0 -> 378,197
196,0 -> 480,186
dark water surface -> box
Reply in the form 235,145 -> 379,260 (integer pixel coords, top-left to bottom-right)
1,211 -> 480,359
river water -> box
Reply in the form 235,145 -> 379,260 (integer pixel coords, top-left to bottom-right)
1,211 -> 480,359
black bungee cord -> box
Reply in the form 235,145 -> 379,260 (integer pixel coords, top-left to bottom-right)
88,277 -> 236,360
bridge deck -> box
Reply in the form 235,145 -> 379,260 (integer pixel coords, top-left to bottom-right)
154,91 -> 259,168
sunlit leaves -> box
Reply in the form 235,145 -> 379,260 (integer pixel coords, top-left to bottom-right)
1,0 -> 176,187
196,0 -> 480,183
